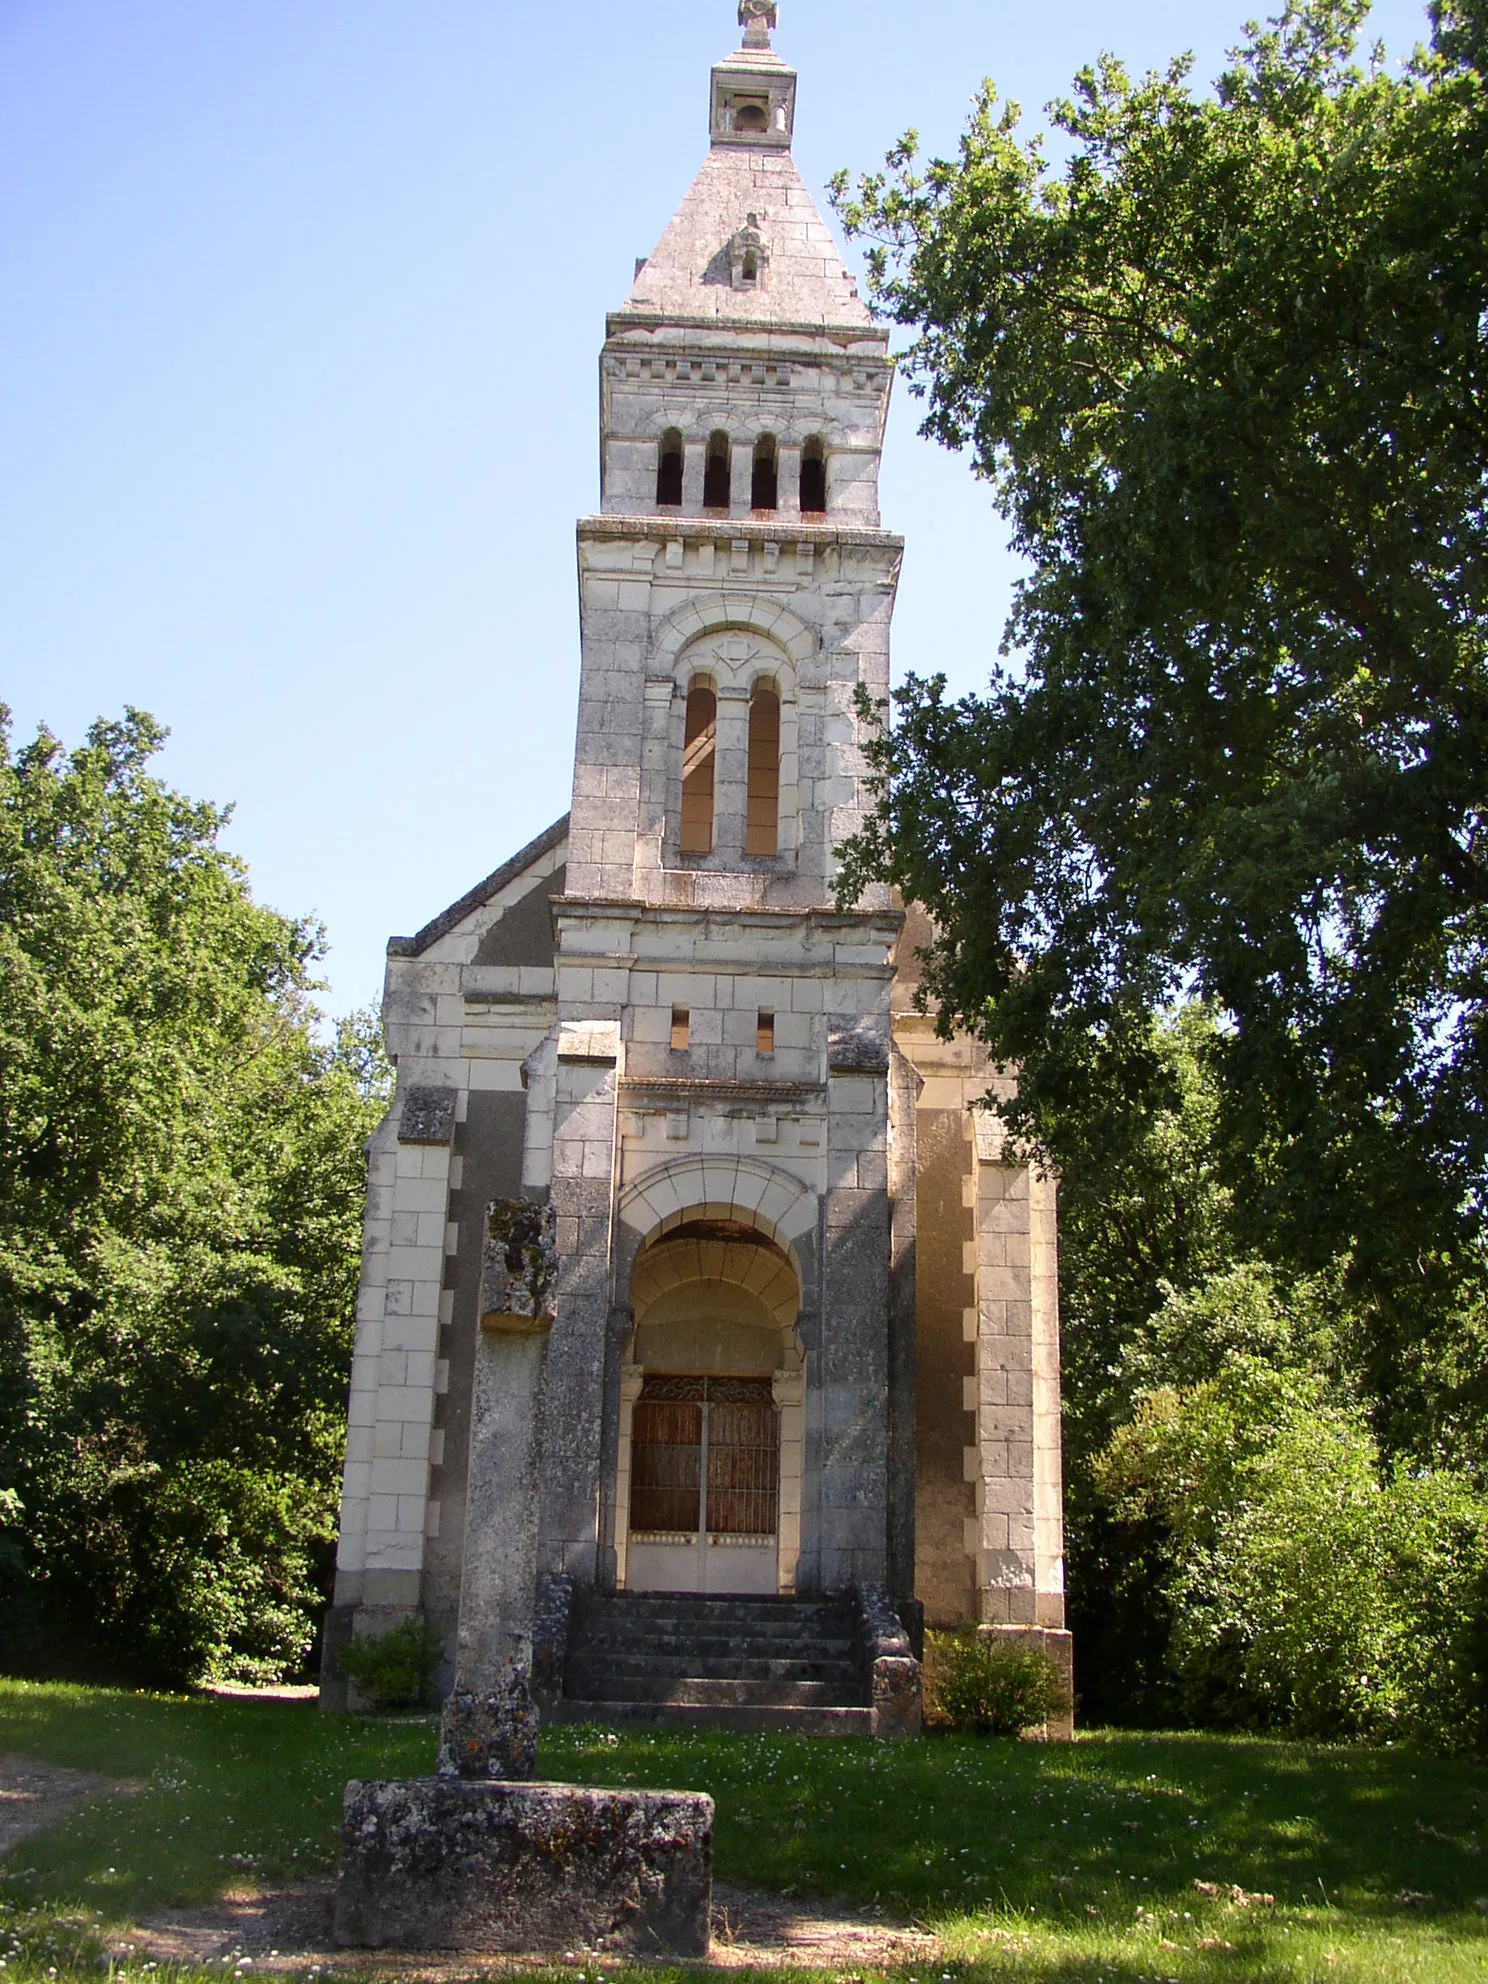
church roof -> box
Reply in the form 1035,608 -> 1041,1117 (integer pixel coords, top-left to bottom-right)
616,31 -> 875,333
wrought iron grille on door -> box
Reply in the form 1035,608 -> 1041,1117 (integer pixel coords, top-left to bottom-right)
629,1375 -> 779,1540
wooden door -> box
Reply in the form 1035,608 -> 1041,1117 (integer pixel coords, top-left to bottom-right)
626,1374 -> 780,1593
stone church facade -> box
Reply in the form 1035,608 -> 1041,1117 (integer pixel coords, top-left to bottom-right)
321,4 -> 1068,1726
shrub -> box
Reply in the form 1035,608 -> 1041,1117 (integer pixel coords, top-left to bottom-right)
1095,1359 -> 1488,1750
338,1615 -> 444,1710
925,1630 -> 1070,1735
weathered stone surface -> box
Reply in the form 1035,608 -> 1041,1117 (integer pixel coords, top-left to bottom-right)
398,1086 -> 458,1146
437,1672 -> 539,1782
334,1778 -> 714,1955
480,1199 -> 558,1329
827,1013 -> 891,1073
853,1581 -> 922,1737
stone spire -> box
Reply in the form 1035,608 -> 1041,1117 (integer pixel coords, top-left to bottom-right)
738,0 -> 778,48
614,1 -> 870,328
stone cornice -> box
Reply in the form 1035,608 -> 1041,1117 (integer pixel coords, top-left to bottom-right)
553,894 -> 903,935
605,314 -> 889,351
620,1077 -> 825,1105
577,514 -> 903,555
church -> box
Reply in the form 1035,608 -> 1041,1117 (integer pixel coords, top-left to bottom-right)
320,2 -> 1069,1733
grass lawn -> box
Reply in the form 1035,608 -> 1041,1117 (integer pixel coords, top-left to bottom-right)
1,1677 -> 1486,1981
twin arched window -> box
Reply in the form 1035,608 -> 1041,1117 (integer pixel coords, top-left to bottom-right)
655,431 -> 827,516
677,672 -> 780,860
703,432 -> 732,511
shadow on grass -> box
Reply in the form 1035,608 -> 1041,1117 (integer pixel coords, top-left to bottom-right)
2,1683 -> 1487,1982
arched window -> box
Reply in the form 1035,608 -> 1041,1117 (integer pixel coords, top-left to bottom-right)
734,102 -> 768,134
680,676 -> 717,855
745,679 -> 781,857
799,436 -> 827,515
751,434 -> 778,513
703,432 -> 731,512
656,429 -> 683,508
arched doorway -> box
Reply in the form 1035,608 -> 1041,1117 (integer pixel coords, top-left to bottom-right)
615,1215 -> 804,1595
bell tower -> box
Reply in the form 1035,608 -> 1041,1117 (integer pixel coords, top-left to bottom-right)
539,0 -> 910,1602
564,1 -> 898,914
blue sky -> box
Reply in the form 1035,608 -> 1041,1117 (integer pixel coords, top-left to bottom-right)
2,0 -> 1431,1014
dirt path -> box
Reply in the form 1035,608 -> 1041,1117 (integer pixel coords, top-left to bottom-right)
0,1752 -> 141,1858
117,1880 -> 942,1973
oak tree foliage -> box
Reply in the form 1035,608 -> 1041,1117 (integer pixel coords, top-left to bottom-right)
832,0 -> 1488,1426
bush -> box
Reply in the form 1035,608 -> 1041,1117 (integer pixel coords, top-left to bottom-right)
338,1615 -> 443,1710
925,1630 -> 1071,1735
1094,1359 -> 1488,1750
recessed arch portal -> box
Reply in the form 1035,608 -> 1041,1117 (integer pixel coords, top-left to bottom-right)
614,1162 -> 814,1595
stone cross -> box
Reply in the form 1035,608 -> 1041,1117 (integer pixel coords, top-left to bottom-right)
739,0 -> 777,49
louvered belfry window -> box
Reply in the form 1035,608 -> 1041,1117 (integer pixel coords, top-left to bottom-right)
630,1374 -> 779,1539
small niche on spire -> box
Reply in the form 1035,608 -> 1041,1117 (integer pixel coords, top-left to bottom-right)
729,216 -> 769,292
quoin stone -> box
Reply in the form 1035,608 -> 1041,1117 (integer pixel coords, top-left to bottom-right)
321,0 -> 1071,1742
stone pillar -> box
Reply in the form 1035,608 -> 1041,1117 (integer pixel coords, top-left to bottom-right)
538,1020 -> 622,1581
730,439 -> 753,518
817,1013 -> 893,1589
773,1367 -> 806,1594
713,682 -> 750,861
967,1113 -> 1072,1735
321,1084 -> 457,1706
777,442 -> 802,519
438,1198 -> 557,1781
887,1038 -> 921,1605
612,1363 -> 646,1590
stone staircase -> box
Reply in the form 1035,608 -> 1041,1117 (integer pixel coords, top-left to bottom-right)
553,1589 -> 874,1734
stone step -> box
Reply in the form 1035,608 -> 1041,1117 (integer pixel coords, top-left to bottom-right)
561,1591 -> 868,1724
572,1625 -> 857,1657
566,1654 -> 861,1688
577,1599 -> 852,1630
561,1675 -> 858,1707
552,1698 -> 876,1737
583,1611 -> 857,1642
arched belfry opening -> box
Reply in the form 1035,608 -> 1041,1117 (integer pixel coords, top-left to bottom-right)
800,435 -> 827,515
703,431 -> 732,512
656,429 -> 684,508
751,434 -> 778,512
615,1213 -> 805,1596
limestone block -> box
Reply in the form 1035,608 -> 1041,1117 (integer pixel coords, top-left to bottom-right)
334,1779 -> 714,1956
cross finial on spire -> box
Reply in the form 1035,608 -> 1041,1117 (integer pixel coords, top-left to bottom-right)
738,0 -> 777,50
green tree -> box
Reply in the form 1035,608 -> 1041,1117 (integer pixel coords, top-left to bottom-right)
833,0 -> 1488,1445
0,708 -> 389,1685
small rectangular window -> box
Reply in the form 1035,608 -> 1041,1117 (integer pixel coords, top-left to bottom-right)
670,1007 -> 690,1051
756,1010 -> 775,1056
